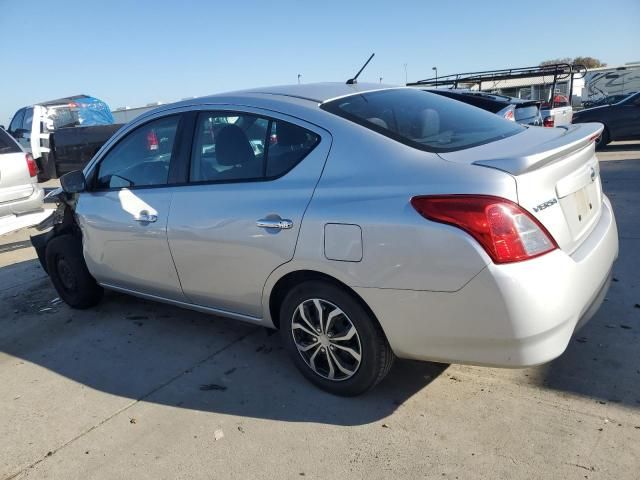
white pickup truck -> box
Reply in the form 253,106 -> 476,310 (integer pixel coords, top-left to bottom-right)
540,91 -> 573,127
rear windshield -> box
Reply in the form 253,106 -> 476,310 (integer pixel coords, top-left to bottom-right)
46,97 -> 114,130
515,105 -> 540,121
321,88 -> 523,152
0,128 -> 21,153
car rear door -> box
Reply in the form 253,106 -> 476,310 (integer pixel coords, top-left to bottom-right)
167,109 -> 331,318
74,114 -> 187,301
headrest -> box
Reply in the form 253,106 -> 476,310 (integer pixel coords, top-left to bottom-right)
215,124 -> 255,166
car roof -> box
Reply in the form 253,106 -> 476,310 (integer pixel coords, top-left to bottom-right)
167,82 -> 398,108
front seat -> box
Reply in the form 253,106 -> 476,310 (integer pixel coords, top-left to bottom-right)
215,124 -> 261,179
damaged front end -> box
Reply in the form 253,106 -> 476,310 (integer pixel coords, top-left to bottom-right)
30,187 -> 81,273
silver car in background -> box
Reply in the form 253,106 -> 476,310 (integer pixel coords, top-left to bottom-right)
34,83 -> 618,396
0,128 -> 43,219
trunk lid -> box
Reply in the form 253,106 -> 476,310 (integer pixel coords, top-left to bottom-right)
438,123 -> 604,254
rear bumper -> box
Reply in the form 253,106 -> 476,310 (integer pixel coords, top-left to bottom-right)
0,184 -> 44,218
355,196 -> 618,367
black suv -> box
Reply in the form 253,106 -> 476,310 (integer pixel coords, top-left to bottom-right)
426,89 -> 543,126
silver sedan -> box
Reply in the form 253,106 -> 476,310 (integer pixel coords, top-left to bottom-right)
34,83 -> 618,395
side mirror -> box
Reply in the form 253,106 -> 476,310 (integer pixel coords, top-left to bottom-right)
60,170 -> 86,194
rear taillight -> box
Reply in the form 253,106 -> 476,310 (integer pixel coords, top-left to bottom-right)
147,130 -> 159,151
543,116 -> 554,127
410,195 -> 557,264
504,109 -> 515,121
25,153 -> 38,177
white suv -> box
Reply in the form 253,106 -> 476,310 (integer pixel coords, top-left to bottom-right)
0,128 -> 43,219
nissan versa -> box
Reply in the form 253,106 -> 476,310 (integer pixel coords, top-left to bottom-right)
32,83 -> 618,396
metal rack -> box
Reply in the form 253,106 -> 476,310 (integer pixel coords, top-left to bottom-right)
408,64 -> 588,107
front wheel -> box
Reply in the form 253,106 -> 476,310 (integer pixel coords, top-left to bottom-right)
45,234 -> 103,309
280,281 -> 394,396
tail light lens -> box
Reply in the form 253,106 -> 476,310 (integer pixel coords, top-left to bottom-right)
147,130 -> 159,151
25,153 -> 38,177
543,116 -> 554,127
503,109 -> 515,121
411,195 -> 557,264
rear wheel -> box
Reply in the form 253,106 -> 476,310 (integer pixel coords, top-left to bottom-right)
280,281 -> 394,396
46,234 -> 103,309
596,127 -> 610,150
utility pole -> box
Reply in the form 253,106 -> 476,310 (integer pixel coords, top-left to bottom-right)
297,74 -> 302,84
403,63 -> 408,84
432,66 -> 438,87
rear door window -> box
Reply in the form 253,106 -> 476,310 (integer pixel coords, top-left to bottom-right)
190,112 -> 319,182
321,88 -> 523,152
22,108 -> 34,132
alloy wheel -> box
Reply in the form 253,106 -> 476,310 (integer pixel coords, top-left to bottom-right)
290,298 -> 362,381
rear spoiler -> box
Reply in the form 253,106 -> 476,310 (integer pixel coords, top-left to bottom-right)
514,100 -> 541,108
473,123 -> 603,175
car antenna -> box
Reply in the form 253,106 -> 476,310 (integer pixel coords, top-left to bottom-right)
346,53 -> 375,85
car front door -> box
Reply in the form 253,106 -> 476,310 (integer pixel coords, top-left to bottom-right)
610,94 -> 640,139
74,114 -> 187,301
167,109 -> 331,318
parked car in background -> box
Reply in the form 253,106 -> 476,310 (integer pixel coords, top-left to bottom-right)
540,91 -> 573,127
6,95 -> 122,180
0,128 -> 43,218
582,92 -> 636,109
572,91 -> 640,147
427,89 -> 543,126
34,84 -> 617,396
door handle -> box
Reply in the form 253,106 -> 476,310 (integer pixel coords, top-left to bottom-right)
134,210 -> 158,223
256,217 -> 293,230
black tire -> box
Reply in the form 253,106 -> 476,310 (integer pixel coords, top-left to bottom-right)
37,153 -> 57,182
596,127 -> 610,150
45,234 -> 103,309
279,281 -> 394,396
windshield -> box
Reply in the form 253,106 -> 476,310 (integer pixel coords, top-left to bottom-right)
321,88 -> 523,152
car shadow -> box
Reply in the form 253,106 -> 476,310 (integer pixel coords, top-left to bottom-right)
534,154 -> 640,408
0,262 -> 446,426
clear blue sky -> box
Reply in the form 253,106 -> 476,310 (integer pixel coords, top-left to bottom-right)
1,0 -> 639,125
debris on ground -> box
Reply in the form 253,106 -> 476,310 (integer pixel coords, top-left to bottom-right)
39,307 -> 53,313
214,429 -> 224,441
200,384 -> 227,391
130,418 -> 137,424
50,297 -> 62,305
382,423 -> 390,428
575,337 -> 588,343
620,324 -> 632,330
224,367 -> 236,376
237,426 -> 245,433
